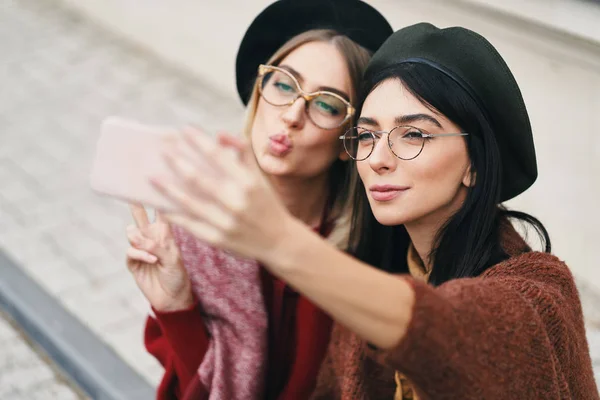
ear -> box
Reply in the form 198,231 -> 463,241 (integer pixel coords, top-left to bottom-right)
462,163 -> 476,188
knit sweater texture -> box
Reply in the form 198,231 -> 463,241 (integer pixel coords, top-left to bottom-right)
312,223 -> 599,399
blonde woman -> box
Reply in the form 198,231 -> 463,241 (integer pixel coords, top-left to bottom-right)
125,1 -> 392,399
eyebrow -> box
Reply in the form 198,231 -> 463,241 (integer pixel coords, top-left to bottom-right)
395,114 -> 442,128
279,64 -> 351,101
357,114 -> 443,129
356,116 -> 378,127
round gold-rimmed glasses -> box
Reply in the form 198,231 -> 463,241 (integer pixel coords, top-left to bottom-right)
257,64 -> 355,130
340,125 -> 469,161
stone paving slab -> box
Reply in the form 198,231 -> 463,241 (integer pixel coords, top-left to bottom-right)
0,311 -> 87,400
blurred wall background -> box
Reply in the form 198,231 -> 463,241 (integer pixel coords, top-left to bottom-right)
56,0 -> 600,291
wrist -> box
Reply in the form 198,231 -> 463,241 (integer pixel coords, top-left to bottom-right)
154,289 -> 196,313
263,216 -> 314,275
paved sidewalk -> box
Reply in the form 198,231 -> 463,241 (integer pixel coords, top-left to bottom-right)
0,0 -> 598,392
0,0 -> 241,387
0,311 -> 87,399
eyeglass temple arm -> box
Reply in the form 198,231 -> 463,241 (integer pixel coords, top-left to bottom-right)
340,132 -> 469,139
425,133 -> 470,137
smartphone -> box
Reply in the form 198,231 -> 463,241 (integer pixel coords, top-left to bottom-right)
89,116 -> 212,211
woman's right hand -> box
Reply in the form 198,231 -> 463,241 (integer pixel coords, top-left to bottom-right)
126,204 -> 195,312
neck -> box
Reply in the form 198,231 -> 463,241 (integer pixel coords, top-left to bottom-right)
404,218 -> 443,273
268,173 -> 330,228
405,189 -> 468,272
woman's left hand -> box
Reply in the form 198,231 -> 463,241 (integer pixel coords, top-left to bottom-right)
151,127 -> 294,264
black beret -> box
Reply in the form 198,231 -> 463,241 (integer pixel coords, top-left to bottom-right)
365,23 -> 537,201
236,0 -> 393,105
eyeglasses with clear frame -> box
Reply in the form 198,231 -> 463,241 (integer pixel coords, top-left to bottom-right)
257,64 -> 355,130
339,125 -> 469,161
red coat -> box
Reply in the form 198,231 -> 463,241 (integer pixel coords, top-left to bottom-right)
145,270 -> 332,400
145,220 -> 335,400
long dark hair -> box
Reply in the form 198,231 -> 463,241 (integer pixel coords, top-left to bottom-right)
349,63 -> 551,286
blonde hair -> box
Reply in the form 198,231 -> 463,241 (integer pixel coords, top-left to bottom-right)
244,29 -> 371,250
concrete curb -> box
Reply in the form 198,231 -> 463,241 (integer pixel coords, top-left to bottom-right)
0,251 -> 155,400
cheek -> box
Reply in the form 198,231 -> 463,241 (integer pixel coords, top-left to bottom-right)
356,161 -> 369,182
302,127 -> 344,156
406,147 -> 469,211
287,130 -> 344,176
250,103 -> 275,151
416,153 -> 458,185
250,119 -> 261,155
251,101 -> 270,133
417,143 -> 469,186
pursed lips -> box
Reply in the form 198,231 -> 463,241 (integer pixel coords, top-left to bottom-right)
268,134 -> 293,155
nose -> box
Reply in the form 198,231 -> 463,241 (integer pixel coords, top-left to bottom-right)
281,97 -> 306,129
368,134 -> 397,174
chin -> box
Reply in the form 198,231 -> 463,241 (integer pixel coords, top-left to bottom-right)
372,211 -> 407,226
369,202 -> 410,226
257,154 -> 293,176
369,195 -> 427,226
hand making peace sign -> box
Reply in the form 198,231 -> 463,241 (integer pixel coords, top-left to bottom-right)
125,204 -> 194,312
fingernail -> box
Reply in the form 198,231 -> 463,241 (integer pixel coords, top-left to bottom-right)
147,255 -> 158,263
